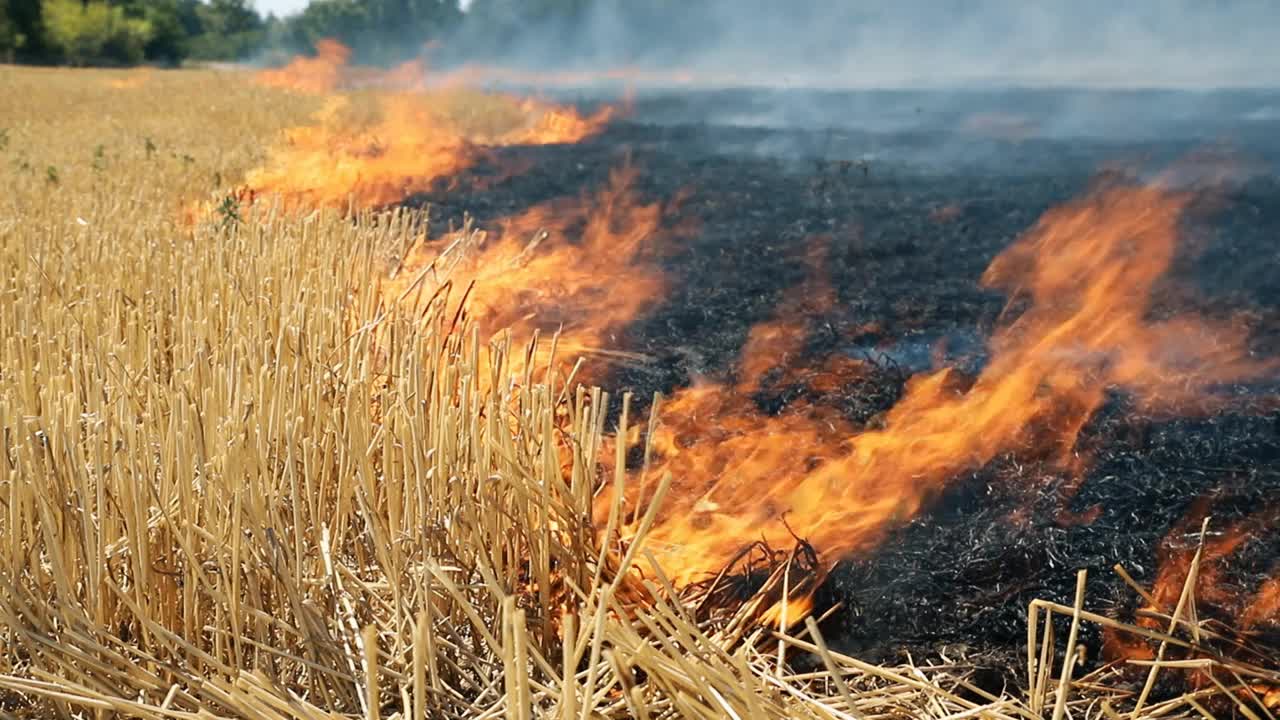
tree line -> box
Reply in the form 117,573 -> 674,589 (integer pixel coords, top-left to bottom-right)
1,0 -> 270,65
0,0 -> 618,67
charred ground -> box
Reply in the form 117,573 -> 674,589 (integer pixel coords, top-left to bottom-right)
407,88 -> 1280,683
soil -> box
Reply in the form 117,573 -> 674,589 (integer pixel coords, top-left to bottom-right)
405,87 -> 1280,690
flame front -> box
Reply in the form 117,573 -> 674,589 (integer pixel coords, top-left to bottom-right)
243,41 -> 614,211
253,39 -> 354,94
383,164 -> 665,380
612,182 -> 1274,587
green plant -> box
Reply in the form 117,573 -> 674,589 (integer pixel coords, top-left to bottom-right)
215,192 -> 241,228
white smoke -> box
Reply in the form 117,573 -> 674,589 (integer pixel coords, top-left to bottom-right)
451,0 -> 1280,90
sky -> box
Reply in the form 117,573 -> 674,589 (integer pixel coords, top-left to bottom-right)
255,0 -> 307,18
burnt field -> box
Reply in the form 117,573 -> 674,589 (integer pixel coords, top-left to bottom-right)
409,88 -> 1280,674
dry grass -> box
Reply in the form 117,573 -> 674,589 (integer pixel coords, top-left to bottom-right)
0,65 -> 1274,719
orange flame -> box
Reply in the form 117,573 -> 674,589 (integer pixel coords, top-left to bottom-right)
253,39 -> 353,94
1137,502 -> 1280,632
758,592 -> 816,631
240,41 -> 615,211
1243,575 -> 1279,631
239,90 -> 611,211
610,181 -> 1274,587
254,40 -> 434,95
382,164 -> 665,380
1102,503 -> 1280,702
105,69 -> 153,90
252,40 -> 694,96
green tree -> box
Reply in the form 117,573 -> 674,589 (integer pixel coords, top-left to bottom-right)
117,0 -> 191,62
0,2 -> 16,58
197,0 -> 259,35
284,0 -> 459,64
285,0 -> 363,49
5,0 -> 50,60
186,0 -> 263,59
41,0 -> 151,64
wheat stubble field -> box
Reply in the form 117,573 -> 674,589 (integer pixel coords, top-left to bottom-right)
0,65 -> 1276,719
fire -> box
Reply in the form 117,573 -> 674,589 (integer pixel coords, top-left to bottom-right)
610,180 -> 1275,588
381,164 -> 665,381
1142,505 -> 1279,629
239,90 -> 611,211
105,69 -> 153,90
241,93 -> 471,210
735,239 -> 848,393
239,40 -> 614,211
1128,500 -> 1278,641
1243,575 -> 1279,630
1100,504 -> 1280,706
251,39 -> 694,97
254,40 -> 429,95
253,39 -> 353,94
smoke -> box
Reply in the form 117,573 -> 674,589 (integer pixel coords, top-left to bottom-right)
441,0 -> 1279,90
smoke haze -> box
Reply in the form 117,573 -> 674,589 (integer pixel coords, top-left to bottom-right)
443,0 -> 1279,90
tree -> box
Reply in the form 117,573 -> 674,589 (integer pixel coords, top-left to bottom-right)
284,0 -> 460,64
285,0 -> 362,50
115,0 -> 194,62
0,2 -> 16,59
187,0 -> 264,59
41,0 -> 151,65
197,0 -> 259,35
5,0 -> 51,60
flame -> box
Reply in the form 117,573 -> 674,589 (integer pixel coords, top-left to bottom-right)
253,39 -> 353,94
1135,501 -> 1280,634
254,43 -> 427,95
735,240 -> 848,393
609,180 -> 1274,587
1102,503 -> 1280,703
239,40 -> 615,211
253,40 -> 695,97
1264,685 -> 1280,711
241,93 -> 469,210
381,164 -> 665,381
105,69 -> 153,90
1243,575 -> 1279,630
238,90 -> 611,211
757,592 -> 816,631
